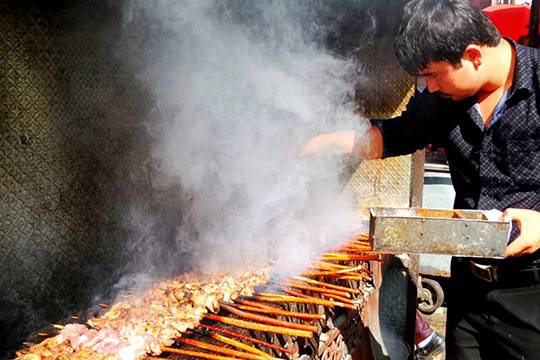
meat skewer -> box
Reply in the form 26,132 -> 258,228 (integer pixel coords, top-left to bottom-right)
178,338 -> 276,360
203,313 -> 313,338
198,324 -> 294,354
220,304 -> 317,332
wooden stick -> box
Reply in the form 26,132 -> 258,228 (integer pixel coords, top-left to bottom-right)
314,261 -> 355,270
283,289 -> 357,310
178,338 -> 272,360
210,333 -> 277,358
320,253 -> 381,261
237,299 -> 279,309
233,304 -> 325,321
336,246 -> 373,253
203,313 -> 313,338
220,304 -> 317,332
316,266 -> 366,275
255,293 -> 356,310
337,275 -> 371,281
283,280 -> 351,298
160,346 -> 240,360
303,270 -> 368,278
319,292 -> 356,305
199,324 -> 294,354
293,276 -> 360,294
282,289 -> 311,299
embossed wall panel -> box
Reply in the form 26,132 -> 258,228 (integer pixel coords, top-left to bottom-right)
0,2 -> 163,356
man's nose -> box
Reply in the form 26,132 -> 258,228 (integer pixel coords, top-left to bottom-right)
425,78 -> 439,93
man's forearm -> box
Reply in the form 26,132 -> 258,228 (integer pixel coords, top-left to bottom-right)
302,126 -> 383,160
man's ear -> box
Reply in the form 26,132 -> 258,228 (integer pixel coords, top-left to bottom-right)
463,44 -> 482,69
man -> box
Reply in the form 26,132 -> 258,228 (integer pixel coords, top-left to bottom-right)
303,0 -> 540,359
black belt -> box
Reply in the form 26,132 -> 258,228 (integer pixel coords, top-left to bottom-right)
469,260 -> 540,286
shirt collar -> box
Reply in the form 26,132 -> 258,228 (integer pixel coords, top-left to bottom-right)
506,37 -> 533,102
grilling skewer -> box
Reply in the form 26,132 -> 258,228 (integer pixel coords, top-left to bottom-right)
254,292 -> 356,310
220,304 -> 317,332
302,269 -> 371,279
203,313 -> 313,337
160,346 -> 240,360
198,324 -> 294,354
177,338 -> 277,360
319,292 -> 356,305
293,276 -> 361,294
232,302 -> 325,321
319,253 -> 381,261
313,260 -> 369,271
209,333 -> 278,358
283,288 -> 356,307
282,279 -> 352,298
282,289 -> 311,299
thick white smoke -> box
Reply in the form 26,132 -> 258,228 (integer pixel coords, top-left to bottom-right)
123,0 -> 371,276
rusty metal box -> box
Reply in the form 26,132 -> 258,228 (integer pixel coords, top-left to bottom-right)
369,207 -> 510,258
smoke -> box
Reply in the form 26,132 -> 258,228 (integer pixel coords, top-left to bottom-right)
121,0 -> 374,277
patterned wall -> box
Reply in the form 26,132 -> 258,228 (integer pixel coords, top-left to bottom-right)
0,2 -> 164,356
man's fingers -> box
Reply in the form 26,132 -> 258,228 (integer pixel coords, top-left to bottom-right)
505,239 -> 519,257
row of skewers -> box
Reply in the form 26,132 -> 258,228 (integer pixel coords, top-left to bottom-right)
157,233 -> 377,360
17,234 -> 378,360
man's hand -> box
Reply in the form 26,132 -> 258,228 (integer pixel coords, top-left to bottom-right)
501,208 -> 540,257
301,127 -> 383,159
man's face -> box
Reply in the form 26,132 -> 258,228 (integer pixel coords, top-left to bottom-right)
418,60 -> 480,101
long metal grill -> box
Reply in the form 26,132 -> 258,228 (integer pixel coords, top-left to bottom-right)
16,234 -> 376,360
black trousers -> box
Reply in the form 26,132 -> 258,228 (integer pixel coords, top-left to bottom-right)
446,257 -> 540,360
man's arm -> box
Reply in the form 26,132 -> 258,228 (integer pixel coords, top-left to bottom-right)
501,208 -> 540,257
301,126 -> 383,160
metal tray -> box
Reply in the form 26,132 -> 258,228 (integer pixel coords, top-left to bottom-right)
368,207 -> 510,258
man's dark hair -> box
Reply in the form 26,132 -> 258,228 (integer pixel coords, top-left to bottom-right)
394,0 -> 501,75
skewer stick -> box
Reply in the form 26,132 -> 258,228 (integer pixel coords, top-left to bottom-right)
302,270 -> 368,278
160,346 -> 240,360
282,280 -> 351,298
293,276 -> 361,294
204,313 -> 313,338
254,293 -> 356,310
314,261 -> 355,270
220,304 -> 317,332
199,324 -> 294,354
178,338 -> 273,360
284,289 -> 357,310
233,304 -> 325,321
319,292 -> 356,305
210,333 -> 278,358
320,253 -> 381,261
237,299 -> 279,309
